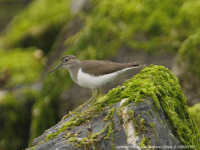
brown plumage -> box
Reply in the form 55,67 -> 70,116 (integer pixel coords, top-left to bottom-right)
81,60 -> 139,76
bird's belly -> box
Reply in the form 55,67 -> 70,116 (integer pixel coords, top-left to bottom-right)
76,68 -> 127,89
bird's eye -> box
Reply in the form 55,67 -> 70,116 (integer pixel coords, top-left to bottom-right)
64,58 -> 68,62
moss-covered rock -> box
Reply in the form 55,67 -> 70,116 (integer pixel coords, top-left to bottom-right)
0,0 -> 71,52
98,65 -> 199,147
0,89 -> 36,150
0,0 -> 72,88
189,103 -> 200,132
27,65 -> 200,149
0,47 -> 43,87
66,0 -> 200,56
0,0 -> 72,146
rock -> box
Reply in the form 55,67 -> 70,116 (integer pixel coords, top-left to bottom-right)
70,0 -> 88,14
27,98 -> 179,150
26,65 -> 200,150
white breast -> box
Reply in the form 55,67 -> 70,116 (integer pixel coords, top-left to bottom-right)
76,68 -> 132,89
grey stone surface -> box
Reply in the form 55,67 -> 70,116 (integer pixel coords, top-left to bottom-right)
129,98 -> 179,148
27,97 -> 180,150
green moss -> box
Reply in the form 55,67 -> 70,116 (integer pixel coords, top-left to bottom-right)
139,136 -> 146,146
76,112 -> 115,149
42,106 -> 102,142
68,137 -> 77,142
66,0 -> 200,56
31,105 -> 115,149
68,122 -> 114,148
0,0 -> 71,49
91,122 -> 112,139
142,111 -> 152,119
29,146 -> 36,150
149,122 -> 155,128
0,47 -> 43,87
0,0 -> 71,145
139,118 -> 145,125
123,109 -> 147,136
104,122 -> 114,140
169,133 -> 176,143
139,136 -> 151,149
103,107 -> 115,122
0,88 -> 36,150
96,65 -> 199,147
188,103 -> 200,131
179,30 -> 200,80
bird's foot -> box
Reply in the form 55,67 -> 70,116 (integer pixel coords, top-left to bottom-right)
60,89 -> 100,122
73,103 -> 90,112
60,103 -> 91,122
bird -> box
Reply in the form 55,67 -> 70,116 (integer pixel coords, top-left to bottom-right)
49,55 -> 144,111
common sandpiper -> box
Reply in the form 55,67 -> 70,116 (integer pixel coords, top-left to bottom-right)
49,55 -> 144,111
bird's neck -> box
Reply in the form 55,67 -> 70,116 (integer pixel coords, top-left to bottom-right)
68,61 -> 81,83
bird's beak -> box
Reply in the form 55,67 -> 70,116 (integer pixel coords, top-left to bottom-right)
49,63 -> 62,73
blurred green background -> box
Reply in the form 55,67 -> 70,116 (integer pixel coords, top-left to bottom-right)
0,0 -> 200,149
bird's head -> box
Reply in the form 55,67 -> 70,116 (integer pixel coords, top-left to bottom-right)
49,55 -> 78,73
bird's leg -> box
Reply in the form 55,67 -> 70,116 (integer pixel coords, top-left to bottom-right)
71,89 -> 95,113
81,88 -> 100,107
61,89 -> 99,122
90,88 -> 100,105
81,89 -> 95,107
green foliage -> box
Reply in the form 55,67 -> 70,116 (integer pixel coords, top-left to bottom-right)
0,0 -> 71,144
179,30 -> 200,80
0,89 -> 36,150
0,47 -> 43,87
67,0 -> 200,56
189,103 -> 200,131
0,0 -> 71,49
0,0 -> 25,29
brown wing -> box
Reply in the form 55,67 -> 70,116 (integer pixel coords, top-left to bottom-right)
81,60 -> 139,76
